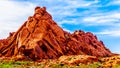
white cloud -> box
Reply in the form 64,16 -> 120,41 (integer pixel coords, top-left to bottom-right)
64,0 -> 93,8
57,19 -> 77,25
108,0 -> 120,5
42,0 -> 120,27
44,0 -> 99,25
0,1 -> 36,39
83,12 -> 120,25
95,29 -> 120,37
45,0 -> 96,8
63,28 -> 73,33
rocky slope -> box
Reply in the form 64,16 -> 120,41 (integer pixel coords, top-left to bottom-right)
0,6 -> 113,60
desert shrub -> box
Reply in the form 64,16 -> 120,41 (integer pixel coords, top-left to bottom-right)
88,62 -> 102,68
112,64 -> 120,68
50,63 -> 72,68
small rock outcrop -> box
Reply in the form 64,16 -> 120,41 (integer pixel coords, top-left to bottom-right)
0,6 -> 113,60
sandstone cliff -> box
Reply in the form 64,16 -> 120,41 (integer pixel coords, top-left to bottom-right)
0,6 -> 112,60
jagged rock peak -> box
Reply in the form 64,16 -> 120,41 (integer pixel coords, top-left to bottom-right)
0,6 -> 113,60
33,6 -> 52,20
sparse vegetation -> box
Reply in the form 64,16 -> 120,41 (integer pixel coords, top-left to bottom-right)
0,55 -> 120,68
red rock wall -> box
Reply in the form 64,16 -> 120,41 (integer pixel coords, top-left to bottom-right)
0,6 -> 113,60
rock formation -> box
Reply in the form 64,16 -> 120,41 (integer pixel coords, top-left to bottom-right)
0,6 -> 113,60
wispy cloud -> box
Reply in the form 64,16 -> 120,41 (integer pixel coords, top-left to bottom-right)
82,12 -> 120,25
43,0 -> 98,25
63,28 -> 73,33
95,29 -> 120,37
0,1 -> 36,38
108,0 -> 120,5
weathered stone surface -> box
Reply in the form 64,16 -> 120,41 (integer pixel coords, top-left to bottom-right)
0,6 -> 113,60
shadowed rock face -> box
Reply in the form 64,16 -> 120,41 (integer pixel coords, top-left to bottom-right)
0,6 -> 113,60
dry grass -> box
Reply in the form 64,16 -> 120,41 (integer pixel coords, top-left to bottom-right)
0,55 -> 120,68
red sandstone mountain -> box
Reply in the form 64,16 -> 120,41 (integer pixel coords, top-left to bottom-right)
0,6 -> 113,60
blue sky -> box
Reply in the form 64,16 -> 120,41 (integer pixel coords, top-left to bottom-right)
0,0 -> 120,53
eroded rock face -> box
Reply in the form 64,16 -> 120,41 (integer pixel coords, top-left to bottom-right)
0,6 -> 113,60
